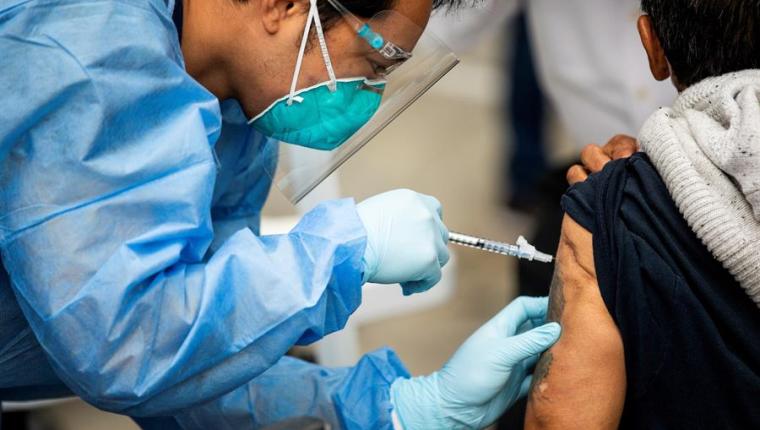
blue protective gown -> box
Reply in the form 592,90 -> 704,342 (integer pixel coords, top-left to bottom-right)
0,0 -> 409,428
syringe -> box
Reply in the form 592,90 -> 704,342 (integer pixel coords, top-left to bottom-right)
449,232 -> 554,263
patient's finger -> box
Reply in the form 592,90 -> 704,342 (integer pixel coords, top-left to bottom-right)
604,134 -> 638,159
580,144 -> 611,174
566,165 -> 588,185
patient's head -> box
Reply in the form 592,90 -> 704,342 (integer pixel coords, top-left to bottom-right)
638,0 -> 760,91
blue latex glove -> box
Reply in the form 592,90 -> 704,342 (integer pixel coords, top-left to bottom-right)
357,189 -> 450,295
390,296 -> 561,430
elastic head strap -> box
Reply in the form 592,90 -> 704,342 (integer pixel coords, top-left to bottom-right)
288,0 -> 338,105
311,0 -> 338,91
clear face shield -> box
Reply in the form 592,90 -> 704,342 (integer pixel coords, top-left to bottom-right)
253,0 -> 459,204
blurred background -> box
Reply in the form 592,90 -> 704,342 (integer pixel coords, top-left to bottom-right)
6,0 -> 675,428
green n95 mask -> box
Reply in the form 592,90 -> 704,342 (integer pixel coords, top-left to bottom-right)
250,78 -> 386,151
249,0 -> 385,151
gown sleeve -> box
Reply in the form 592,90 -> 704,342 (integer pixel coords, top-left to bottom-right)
171,349 -> 409,430
0,0 -> 379,418
207,100 -> 279,249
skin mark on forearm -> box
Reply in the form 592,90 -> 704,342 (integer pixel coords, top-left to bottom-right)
530,265 -> 565,402
547,265 -> 566,323
531,351 -> 554,400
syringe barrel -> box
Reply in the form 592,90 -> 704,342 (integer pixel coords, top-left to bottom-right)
482,240 -> 519,257
449,231 -> 554,263
448,232 -> 484,248
449,232 -> 520,257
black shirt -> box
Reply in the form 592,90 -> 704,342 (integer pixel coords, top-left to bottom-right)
562,153 -> 760,429
172,0 -> 183,42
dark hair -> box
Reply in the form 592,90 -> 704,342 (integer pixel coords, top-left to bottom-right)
235,1 -> 475,28
640,0 -> 760,87
318,0 -> 472,25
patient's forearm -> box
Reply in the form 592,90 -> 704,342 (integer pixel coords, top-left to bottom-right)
525,216 -> 625,429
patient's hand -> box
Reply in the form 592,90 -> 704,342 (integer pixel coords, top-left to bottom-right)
567,134 -> 638,184
524,215 -> 626,430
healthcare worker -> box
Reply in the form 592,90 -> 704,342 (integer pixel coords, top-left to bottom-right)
0,0 -> 561,428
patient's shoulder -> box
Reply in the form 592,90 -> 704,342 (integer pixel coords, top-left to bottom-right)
560,152 -> 694,304
561,152 -> 666,236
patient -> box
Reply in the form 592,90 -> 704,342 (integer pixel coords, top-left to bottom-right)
524,1 -> 760,428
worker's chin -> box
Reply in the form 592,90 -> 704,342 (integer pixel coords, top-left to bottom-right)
235,99 -> 269,123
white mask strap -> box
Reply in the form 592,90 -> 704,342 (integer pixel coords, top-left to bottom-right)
311,0 -> 337,90
288,0 -> 338,105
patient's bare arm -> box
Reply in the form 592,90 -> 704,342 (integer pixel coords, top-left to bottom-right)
525,215 -> 626,429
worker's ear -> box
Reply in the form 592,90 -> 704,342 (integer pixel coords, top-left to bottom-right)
260,0 -> 304,34
637,15 -> 670,82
